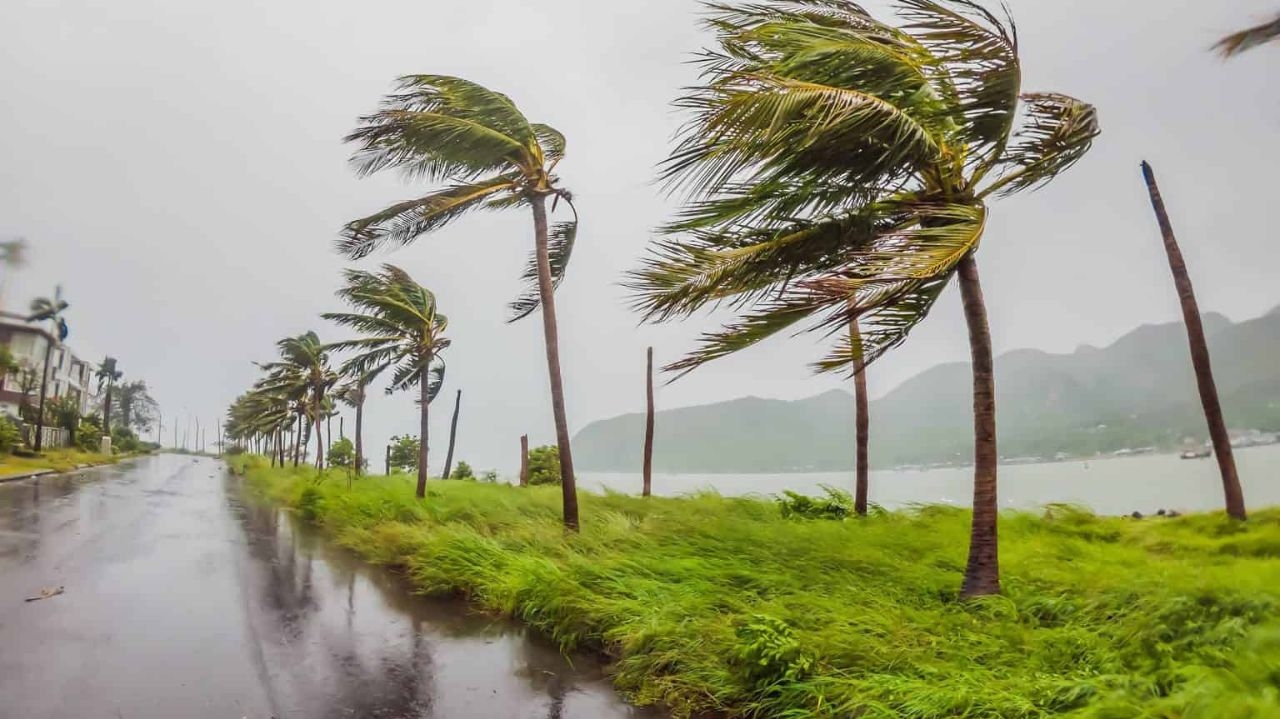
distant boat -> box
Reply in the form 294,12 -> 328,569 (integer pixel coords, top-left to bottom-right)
1180,449 -> 1211,460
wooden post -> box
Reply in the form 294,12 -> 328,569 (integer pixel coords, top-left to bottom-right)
519,435 -> 529,487
385,444 -> 391,476
643,347 -> 655,497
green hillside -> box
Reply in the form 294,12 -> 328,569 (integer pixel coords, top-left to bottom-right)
573,307 -> 1280,472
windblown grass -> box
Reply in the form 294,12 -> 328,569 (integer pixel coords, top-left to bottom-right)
0,448 -> 125,477
228,455 -> 1280,718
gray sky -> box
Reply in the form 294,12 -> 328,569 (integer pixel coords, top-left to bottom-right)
1,0 -> 1276,474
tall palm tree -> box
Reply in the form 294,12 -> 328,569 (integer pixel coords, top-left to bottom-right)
1215,13 -> 1280,57
628,0 -> 1098,597
1141,162 -> 1246,520
27,290 -> 68,452
339,75 -> 583,529
95,357 -> 124,431
259,332 -> 338,470
323,265 -> 449,499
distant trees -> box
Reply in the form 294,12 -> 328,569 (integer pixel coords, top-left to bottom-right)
258,332 -> 338,469
388,435 -> 421,474
339,75 -> 583,529
629,0 -> 1098,597
95,357 -> 123,432
116,380 -> 158,434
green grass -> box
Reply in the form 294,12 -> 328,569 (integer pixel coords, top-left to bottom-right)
0,448 -> 125,477
228,454 -> 1280,718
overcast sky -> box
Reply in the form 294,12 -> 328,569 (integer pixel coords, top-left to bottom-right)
1,0 -> 1276,474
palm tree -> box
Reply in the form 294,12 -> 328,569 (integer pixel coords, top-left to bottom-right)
259,332 -> 338,470
323,265 -> 449,499
27,290 -> 68,452
336,378 -> 370,474
339,75 -> 583,529
1215,13 -> 1280,57
1141,162 -> 1247,520
628,0 -> 1098,597
850,318 -> 870,516
95,357 -> 124,431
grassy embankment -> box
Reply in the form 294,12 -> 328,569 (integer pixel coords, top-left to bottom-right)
0,448 -> 128,478
228,454 -> 1280,718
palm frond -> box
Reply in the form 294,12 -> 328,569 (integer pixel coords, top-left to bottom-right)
1214,14 -> 1280,57
981,92 -> 1099,198
337,176 -> 516,259
531,123 -> 567,166
508,199 -> 579,322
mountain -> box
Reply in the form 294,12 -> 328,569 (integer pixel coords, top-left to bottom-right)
573,307 -> 1280,472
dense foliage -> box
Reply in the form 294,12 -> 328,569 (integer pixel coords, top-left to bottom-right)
231,454 -> 1280,718
451,460 -> 474,480
526,444 -> 561,486
328,437 -> 355,468
387,435 -> 420,473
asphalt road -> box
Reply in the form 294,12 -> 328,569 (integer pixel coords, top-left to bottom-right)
0,454 -> 656,719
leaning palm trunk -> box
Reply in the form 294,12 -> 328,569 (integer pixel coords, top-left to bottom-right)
643,346 -> 655,498
354,394 -> 364,475
442,389 -> 461,480
850,320 -> 869,517
957,255 -> 1000,598
415,364 -> 430,499
1141,162 -> 1247,520
531,195 -> 580,530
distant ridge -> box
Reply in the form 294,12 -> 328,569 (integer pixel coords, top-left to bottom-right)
573,309 -> 1280,472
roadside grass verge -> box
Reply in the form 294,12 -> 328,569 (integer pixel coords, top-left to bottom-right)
228,454 -> 1280,718
0,448 -> 128,477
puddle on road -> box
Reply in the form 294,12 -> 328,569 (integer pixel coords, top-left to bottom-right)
227,475 -> 664,719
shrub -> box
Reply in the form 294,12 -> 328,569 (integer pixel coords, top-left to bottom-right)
480,469 -> 499,483
111,427 -> 141,454
328,438 -> 354,467
76,417 -> 104,453
527,445 -> 560,485
776,485 -> 853,520
0,416 -> 22,453
226,444 -> 247,456
731,615 -> 814,690
388,435 -> 419,472
452,460 -> 475,480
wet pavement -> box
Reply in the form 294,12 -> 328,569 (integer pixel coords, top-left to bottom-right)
0,454 -> 660,719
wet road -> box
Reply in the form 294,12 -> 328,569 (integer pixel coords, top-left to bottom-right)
0,455 -> 658,719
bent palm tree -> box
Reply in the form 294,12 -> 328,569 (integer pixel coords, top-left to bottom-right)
1141,162 -> 1246,520
28,291 -> 68,451
96,357 -> 124,431
336,378 -> 370,474
339,75 -> 582,529
629,0 -> 1098,597
259,332 -> 338,470
1215,13 -> 1280,57
323,265 -> 449,499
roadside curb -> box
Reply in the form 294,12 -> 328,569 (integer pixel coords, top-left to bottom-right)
0,469 -> 58,484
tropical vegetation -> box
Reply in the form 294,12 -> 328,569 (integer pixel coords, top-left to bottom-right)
626,0 -> 1098,596
337,74 -> 584,529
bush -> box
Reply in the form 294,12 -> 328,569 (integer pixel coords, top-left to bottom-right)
452,460 -> 474,480
76,417 -> 104,453
480,469 -> 499,483
776,485 -> 854,520
388,435 -> 419,473
731,615 -> 814,690
527,445 -> 560,485
226,444 -> 247,456
111,427 -> 141,454
0,416 -> 22,453
328,437 -> 354,467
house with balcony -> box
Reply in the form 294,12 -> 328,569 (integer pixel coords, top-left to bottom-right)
0,313 -> 96,420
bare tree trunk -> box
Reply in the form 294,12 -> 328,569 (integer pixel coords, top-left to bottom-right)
415,367 -> 430,499
313,389 -> 325,471
354,391 -> 364,475
531,195 -> 579,530
643,347 -> 655,497
519,434 -> 529,487
292,415 -> 301,467
957,254 -> 1000,598
850,320 -> 870,517
1142,161 -> 1246,520
442,389 -> 461,480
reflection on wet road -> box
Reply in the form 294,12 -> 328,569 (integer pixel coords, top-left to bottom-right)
0,454 -> 659,719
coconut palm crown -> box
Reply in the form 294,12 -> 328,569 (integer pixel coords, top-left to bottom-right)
629,0 -> 1099,377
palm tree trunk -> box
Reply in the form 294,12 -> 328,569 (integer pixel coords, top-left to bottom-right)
415,368 -> 430,499
531,195 -> 579,530
1141,162 -> 1246,520
354,393 -> 364,475
643,346 -> 655,498
519,434 -> 529,487
957,254 -> 1001,599
292,415 -> 302,467
103,383 -> 114,433
313,388 -> 326,471
850,320 -> 870,517
442,389 -> 461,480
33,341 -> 53,452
